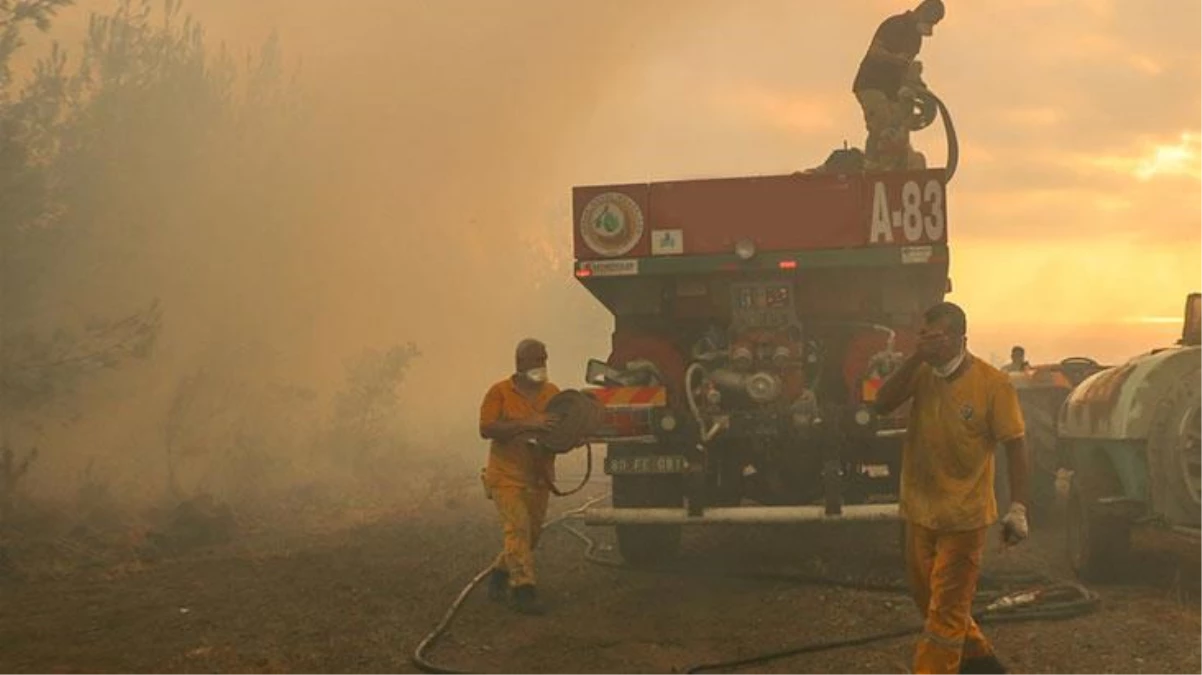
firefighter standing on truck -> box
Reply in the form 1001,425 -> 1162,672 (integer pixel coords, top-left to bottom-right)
853,0 -> 945,171
479,338 -> 560,616
874,302 -> 1031,675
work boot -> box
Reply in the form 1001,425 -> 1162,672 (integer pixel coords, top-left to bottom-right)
510,584 -> 546,616
487,569 -> 509,602
960,654 -> 1007,674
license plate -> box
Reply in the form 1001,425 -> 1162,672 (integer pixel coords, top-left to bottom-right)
864,464 -> 891,478
604,455 -> 688,475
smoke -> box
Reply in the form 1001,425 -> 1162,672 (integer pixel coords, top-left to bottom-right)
9,0 -> 719,506
11,0 -> 1196,511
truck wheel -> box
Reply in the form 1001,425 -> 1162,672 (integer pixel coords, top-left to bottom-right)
612,473 -> 683,567
1066,460 -> 1131,583
1145,362 -> 1202,527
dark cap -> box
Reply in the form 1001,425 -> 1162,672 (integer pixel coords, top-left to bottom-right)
916,0 -> 946,23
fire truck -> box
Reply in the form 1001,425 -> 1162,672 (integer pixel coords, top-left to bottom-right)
570,97 -> 958,563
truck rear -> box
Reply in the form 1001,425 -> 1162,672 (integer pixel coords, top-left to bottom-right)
571,168 -> 952,564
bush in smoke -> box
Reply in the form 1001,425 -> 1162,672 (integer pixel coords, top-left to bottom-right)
327,343 -> 421,486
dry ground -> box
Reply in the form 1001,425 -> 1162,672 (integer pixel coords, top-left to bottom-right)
1,472 -> 1198,674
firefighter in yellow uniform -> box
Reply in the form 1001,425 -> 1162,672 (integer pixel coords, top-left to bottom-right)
479,338 -> 560,615
874,302 -> 1030,675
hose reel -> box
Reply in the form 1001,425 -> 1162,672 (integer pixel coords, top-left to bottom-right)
533,389 -> 604,454
529,389 -> 605,497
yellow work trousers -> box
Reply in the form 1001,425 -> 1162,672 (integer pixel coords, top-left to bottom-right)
490,485 -> 550,587
905,522 -> 994,674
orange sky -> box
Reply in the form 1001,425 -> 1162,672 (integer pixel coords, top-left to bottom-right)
25,0 -> 1202,442
182,0 -> 1198,357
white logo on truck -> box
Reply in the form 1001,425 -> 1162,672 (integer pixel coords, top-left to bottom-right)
580,192 -> 645,257
869,179 -> 946,244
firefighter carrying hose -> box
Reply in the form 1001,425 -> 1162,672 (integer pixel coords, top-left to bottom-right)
478,338 -> 561,616
874,302 -> 1031,675
853,0 -> 945,171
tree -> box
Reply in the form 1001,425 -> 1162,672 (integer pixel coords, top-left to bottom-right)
1,1 -> 164,465
329,344 -> 421,479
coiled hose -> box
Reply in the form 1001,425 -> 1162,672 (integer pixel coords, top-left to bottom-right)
530,390 -> 604,497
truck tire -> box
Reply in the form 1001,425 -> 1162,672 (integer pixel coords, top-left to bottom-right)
1066,453 -> 1132,583
612,473 -> 683,567
1145,361 -> 1202,527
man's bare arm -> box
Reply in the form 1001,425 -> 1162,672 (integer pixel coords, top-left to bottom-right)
480,419 -> 529,443
872,353 -> 924,416
480,412 -> 556,443
1002,436 -> 1031,507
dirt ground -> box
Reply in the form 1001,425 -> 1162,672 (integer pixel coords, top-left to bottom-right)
1,474 -> 1198,674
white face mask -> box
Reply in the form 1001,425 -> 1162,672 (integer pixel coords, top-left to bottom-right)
523,367 -> 548,384
931,348 -> 966,379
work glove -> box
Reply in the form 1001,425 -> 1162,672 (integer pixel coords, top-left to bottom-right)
1000,502 -> 1029,546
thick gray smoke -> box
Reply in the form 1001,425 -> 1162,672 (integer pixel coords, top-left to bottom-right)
5,0 -> 719,510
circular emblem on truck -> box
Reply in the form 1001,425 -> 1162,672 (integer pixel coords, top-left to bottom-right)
579,192 -> 644,257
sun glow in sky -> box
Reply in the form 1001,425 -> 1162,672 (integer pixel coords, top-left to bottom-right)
1134,132 -> 1202,181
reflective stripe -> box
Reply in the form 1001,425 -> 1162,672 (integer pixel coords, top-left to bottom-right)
585,386 -> 667,407
919,630 -> 965,649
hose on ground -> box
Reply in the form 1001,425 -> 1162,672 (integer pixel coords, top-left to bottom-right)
413,499 -> 1099,674
561,520 -> 1098,674
410,494 -> 610,675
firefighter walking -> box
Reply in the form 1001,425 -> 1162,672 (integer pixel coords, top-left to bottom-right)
478,338 -> 560,615
874,302 -> 1031,674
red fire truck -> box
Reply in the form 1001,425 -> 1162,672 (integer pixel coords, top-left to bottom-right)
572,160 -> 955,563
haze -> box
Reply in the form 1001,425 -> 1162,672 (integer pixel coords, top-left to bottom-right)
14,0 -> 1200,497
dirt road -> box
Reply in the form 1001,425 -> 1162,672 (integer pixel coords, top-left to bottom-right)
1,480 -> 1198,674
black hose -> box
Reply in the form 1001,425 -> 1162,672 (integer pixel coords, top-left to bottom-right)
562,519 -> 1097,674
929,89 -> 958,182
543,445 -> 593,497
677,578 -> 1101,667
685,582 -> 1099,674
535,389 -> 604,454
686,625 -> 923,674
413,500 -> 1099,674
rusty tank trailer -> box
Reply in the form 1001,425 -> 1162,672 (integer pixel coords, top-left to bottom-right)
1059,292 -> 1201,581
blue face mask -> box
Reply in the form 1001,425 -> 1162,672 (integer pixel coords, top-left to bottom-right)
523,367 -> 548,384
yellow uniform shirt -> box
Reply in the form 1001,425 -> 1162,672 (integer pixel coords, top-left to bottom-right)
479,377 -> 560,489
897,355 -> 1025,531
